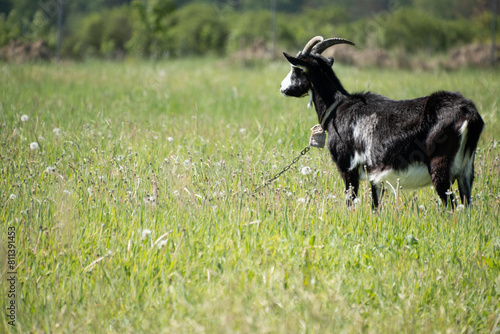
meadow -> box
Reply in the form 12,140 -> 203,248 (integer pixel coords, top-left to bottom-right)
0,58 -> 499,333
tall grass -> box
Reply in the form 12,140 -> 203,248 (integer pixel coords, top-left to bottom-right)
0,59 -> 499,333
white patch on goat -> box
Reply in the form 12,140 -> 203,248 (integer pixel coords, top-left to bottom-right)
369,163 -> 432,190
451,120 -> 473,178
349,151 -> 366,172
353,114 -> 377,166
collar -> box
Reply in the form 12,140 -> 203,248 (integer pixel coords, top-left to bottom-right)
320,100 -> 341,129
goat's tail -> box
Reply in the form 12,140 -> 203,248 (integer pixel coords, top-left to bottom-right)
462,106 -> 484,159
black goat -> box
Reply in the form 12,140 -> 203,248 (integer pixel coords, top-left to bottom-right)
280,36 -> 484,208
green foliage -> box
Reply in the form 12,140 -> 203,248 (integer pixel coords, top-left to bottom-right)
382,8 -> 476,52
63,6 -> 134,59
0,0 -> 496,60
162,3 -> 228,56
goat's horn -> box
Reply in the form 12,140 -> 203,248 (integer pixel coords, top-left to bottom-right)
301,36 -> 324,54
311,38 -> 355,54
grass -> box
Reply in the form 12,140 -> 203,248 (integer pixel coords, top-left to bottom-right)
0,58 -> 499,333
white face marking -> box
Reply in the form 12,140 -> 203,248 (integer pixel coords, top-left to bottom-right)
280,67 -> 294,95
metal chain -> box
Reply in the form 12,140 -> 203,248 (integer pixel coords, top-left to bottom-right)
252,145 -> 311,195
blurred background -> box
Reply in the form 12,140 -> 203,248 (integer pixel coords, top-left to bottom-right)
0,0 -> 498,69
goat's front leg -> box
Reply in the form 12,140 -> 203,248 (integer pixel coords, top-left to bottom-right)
342,171 -> 359,207
371,182 -> 384,210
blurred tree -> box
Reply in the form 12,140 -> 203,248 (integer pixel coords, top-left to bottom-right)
163,3 -> 228,55
129,0 -> 175,59
0,0 -> 11,14
413,0 -> 488,18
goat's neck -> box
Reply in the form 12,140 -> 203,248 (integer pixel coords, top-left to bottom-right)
310,77 -> 348,127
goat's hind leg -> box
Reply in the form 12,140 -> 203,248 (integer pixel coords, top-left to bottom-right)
457,156 -> 475,205
429,157 -> 457,208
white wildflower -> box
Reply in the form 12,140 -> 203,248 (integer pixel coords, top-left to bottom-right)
277,139 -> 283,144
167,137 -> 174,143
63,190 -> 72,195
29,142 -> 39,150
418,205 -> 425,211
116,155 -> 125,162
300,166 -> 312,175
141,229 -> 152,240
45,166 -> 56,174
173,190 -> 180,197
286,192 -> 293,197
353,198 -> 361,206
183,159 -> 191,168
456,204 -> 465,211
445,190 -> 453,196
53,128 -> 61,136
144,195 -> 156,205
9,194 -> 16,200
297,197 -> 306,204
21,114 -> 29,122
239,128 -> 247,135
157,239 -> 168,249
87,187 -> 93,196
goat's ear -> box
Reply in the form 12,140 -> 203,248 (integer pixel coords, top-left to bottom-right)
283,52 -> 309,70
327,57 -> 334,67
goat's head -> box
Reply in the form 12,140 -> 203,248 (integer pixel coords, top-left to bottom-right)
280,36 -> 354,98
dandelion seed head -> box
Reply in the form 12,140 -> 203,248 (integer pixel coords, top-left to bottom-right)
239,128 -> 247,135
53,128 -> 61,136
63,190 -> 71,195
286,192 -> 293,197
45,166 -> 56,174
116,155 -> 125,162
173,190 -> 180,197
141,229 -> 152,240
297,197 -> 306,204
183,159 -> 191,168
9,194 -> 16,200
87,187 -> 93,196
353,198 -> 361,206
29,142 -> 39,150
144,195 -> 156,205
457,204 -> 465,211
21,114 -> 29,122
418,205 -> 425,211
301,166 -> 312,175
157,240 -> 168,249
167,137 -> 174,143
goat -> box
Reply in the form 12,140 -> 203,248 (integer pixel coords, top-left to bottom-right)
280,36 -> 484,209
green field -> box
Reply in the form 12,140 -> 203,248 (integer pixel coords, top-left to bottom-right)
1,59 -> 499,333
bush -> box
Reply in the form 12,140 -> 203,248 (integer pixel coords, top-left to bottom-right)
382,8 -> 475,53
63,6 -> 134,59
161,3 -> 228,56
